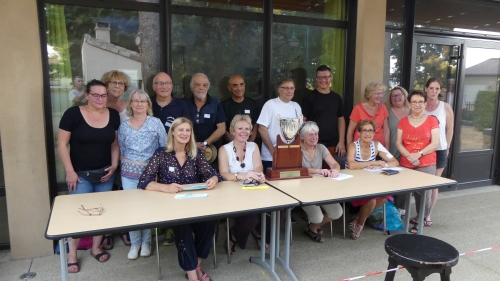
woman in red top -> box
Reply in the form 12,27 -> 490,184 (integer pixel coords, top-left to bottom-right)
396,89 -> 440,233
347,82 -> 390,147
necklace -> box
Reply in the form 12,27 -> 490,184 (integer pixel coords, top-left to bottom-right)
233,142 -> 246,168
410,114 -> 424,119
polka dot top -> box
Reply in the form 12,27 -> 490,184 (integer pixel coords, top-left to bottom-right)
137,147 -> 222,189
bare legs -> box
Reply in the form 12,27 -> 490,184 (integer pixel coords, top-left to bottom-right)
309,215 -> 334,234
427,167 -> 444,223
186,258 -> 205,281
351,198 -> 387,239
67,235 -> 107,272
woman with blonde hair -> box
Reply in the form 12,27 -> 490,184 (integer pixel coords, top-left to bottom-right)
347,82 -> 390,147
118,90 -> 166,260
138,117 -> 222,281
101,70 -> 131,123
218,114 -> 266,253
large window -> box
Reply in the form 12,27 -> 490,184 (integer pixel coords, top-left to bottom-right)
42,0 -> 348,193
45,4 -> 160,190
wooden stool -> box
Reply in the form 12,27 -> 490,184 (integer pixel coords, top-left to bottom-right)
384,234 -> 459,281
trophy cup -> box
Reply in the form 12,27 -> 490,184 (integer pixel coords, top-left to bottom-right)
265,114 -> 311,180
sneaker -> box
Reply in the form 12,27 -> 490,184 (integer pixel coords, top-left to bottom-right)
140,243 -> 151,257
399,209 -> 406,219
128,245 -> 140,260
163,228 -> 175,246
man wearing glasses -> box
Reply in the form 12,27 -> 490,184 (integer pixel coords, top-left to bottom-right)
301,65 -> 346,159
151,72 -> 190,132
151,72 -> 190,247
185,73 -> 226,157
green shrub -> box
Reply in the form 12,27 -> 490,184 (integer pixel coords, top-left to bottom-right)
473,91 -> 497,130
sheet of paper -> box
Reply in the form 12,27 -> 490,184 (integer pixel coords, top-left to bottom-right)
363,167 -> 404,173
330,173 -> 354,181
242,184 -> 269,190
174,193 -> 209,199
183,184 -> 206,191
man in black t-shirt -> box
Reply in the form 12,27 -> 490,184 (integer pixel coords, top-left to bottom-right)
301,65 -> 346,158
222,75 -> 260,142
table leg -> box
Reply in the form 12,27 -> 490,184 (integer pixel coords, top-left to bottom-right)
275,208 -> 299,281
59,239 -> 68,281
417,190 -> 427,235
404,192 -> 412,232
156,228 -> 161,280
249,213 -> 280,281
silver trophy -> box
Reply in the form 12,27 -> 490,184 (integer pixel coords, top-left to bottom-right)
276,114 -> 302,144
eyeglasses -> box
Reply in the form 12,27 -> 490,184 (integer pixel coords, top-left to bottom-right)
372,91 -> 385,96
279,87 -> 295,91
361,129 -> 374,134
316,75 -> 332,80
78,204 -> 104,216
411,101 -> 425,105
89,93 -> 108,99
132,100 -> 148,104
154,81 -> 172,86
391,94 -> 403,99
242,179 -> 259,186
110,81 -> 125,87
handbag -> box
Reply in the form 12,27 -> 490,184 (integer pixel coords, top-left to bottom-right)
77,166 -> 109,184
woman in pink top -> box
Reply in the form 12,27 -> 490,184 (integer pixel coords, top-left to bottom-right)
347,82 -> 390,147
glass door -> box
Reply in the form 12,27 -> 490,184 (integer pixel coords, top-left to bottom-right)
412,36 -> 500,188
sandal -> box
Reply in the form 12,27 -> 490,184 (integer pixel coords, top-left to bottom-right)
349,216 -> 359,231
120,232 -> 131,246
67,262 -> 79,273
424,219 -> 433,227
225,229 -> 237,255
410,217 -> 418,224
196,266 -> 212,281
350,224 -> 363,240
101,234 -> 114,250
90,250 -> 110,263
250,231 -> 269,249
303,226 -> 324,243
410,224 -> 418,234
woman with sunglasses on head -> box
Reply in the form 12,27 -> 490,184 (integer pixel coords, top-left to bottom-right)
346,82 -> 390,147
299,121 -> 343,243
101,70 -> 132,248
57,79 -> 120,273
424,78 -> 454,226
218,114 -> 266,254
118,90 -> 166,260
346,120 -> 399,240
138,117 -> 222,281
396,90 -> 440,233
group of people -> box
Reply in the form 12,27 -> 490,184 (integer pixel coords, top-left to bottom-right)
58,65 -> 453,280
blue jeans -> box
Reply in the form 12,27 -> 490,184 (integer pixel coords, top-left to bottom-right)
122,176 -> 151,246
69,174 -> 115,194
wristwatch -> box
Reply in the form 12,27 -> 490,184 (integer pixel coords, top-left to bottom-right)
419,151 -> 424,156
234,173 -> 239,181
203,141 -> 208,146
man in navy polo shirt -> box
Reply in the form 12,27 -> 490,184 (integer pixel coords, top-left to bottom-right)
151,72 -> 189,247
151,72 -> 189,132
185,73 -> 226,155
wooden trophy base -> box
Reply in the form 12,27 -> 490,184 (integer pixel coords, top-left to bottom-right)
265,166 -> 312,181
265,134 -> 312,181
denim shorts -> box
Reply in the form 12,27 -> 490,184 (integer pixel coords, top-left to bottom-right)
69,173 -> 115,195
436,149 -> 448,169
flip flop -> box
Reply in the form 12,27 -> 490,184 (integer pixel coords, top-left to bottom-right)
410,217 -> 418,224
120,232 -> 131,246
101,235 -> 114,250
410,225 -> 418,234
67,262 -> 79,273
424,219 -> 433,227
90,250 -> 110,263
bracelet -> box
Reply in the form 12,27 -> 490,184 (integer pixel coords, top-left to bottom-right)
234,173 -> 239,181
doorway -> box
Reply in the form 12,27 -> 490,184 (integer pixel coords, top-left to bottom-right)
412,35 -> 500,188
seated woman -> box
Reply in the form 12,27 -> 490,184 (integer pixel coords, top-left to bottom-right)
218,115 -> 266,254
346,120 -> 399,240
299,121 -> 343,243
138,117 -> 222,281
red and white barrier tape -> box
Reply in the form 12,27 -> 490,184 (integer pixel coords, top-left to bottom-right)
336,244 -> 500,281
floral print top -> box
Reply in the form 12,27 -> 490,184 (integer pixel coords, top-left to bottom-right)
137,148 -> 222,189
118,116 -> 167,179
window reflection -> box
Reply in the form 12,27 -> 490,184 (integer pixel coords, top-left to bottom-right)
45,4 -> 160,190
172,0 -> 263,12
171,15 -> 263,100
384,32 -> 403,88
273,0 -> 346,21
271,23 -> 345,104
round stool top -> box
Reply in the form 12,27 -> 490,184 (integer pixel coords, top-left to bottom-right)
385,234 -> 459,268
